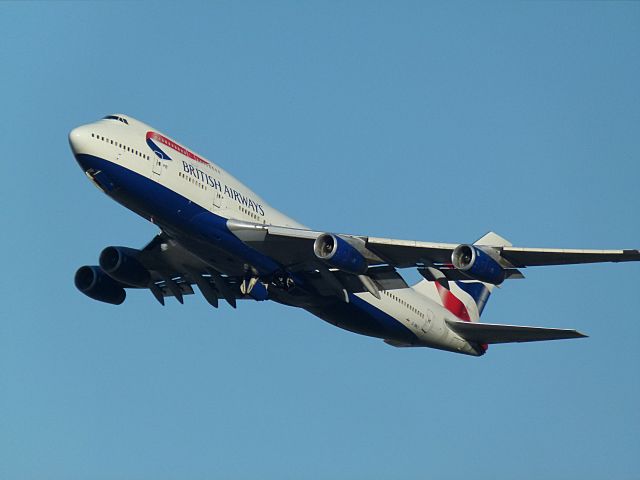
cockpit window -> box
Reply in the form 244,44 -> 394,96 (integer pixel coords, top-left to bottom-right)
102,115 -> 129,125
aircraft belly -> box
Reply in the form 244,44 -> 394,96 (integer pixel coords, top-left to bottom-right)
305,296 -> 419,344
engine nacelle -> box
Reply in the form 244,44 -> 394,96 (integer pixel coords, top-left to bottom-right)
248,281 -> 269,301
99,246 -> 150,288
451,244 -> 505,285
313,233 -> 368,275
74,265 -> 126,305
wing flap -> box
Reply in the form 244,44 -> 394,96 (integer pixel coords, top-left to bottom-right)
366,237 -> 459,267
134,232 -> 248,306
446,319 -> 587,344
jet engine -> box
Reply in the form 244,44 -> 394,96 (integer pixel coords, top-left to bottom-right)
99,246 -> 150,288
74,265 -> 126,305
451,244 -> 505,285
313,233 -> 368,275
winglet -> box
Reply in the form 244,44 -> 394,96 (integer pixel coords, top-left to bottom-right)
474,231 -> 513,247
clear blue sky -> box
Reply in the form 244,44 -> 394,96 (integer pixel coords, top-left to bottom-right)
1,2 -> 639,479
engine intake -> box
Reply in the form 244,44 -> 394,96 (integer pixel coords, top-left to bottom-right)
451,244 -> 505,285
99,246 -> 150,288
313,233 -> 368,275
74,265 -> 126,305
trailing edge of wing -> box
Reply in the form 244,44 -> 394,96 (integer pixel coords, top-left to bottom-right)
446,319 -> 587,344
499,247 -> 640,267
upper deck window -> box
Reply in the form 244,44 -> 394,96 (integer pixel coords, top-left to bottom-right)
102,115 -> 129,125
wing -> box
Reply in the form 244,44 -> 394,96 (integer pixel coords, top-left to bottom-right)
227,221 -> 640,272
498,246 -> 640,267
134,233 -> 244,307
446,319 -> 587,344
368,237 -> 640,268
102,231 -> 410,308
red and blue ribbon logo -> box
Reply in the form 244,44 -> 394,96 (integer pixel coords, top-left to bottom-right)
146,131 -> 210,166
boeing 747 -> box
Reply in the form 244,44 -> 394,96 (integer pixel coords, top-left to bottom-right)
69,114 -> 640,356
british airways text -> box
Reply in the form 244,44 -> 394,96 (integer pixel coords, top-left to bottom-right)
181,160 -> 265,215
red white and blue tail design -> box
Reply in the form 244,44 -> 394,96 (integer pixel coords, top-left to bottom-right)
415,232 -> 510,323
416,232 -> 586,350
433,280 -> 494,323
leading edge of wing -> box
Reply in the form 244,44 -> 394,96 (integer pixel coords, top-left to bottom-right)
446,319 -> 587,344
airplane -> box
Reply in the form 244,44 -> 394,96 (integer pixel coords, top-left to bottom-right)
68,114 -> 640,356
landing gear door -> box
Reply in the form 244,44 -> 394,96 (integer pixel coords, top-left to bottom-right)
213,188 -> 225,210
420,309 -> 435,334
152,156 -> 163,176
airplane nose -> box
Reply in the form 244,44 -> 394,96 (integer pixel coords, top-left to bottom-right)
68,125 -> 87,155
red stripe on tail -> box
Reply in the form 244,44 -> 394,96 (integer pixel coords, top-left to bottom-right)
434,283 -> 471,322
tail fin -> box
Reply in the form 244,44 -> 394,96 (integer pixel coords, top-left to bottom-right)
413,271 -> 496,322
413,231 -> 512,322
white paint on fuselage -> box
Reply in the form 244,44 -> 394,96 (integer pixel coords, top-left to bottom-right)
69,114 -> 481,355
352,285 -> 478,355
70,114 -> 304,229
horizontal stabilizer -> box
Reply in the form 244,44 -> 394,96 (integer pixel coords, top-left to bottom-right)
383,339 -> 418,348
446,319 -> 587,344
